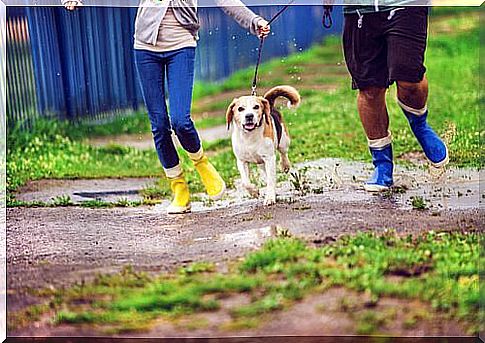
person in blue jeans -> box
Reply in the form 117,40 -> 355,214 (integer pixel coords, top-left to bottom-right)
65,0 -> 270,214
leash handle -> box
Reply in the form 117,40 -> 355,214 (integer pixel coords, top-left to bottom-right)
323,5 -> 333,29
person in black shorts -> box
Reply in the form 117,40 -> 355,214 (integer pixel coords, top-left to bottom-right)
343,5 -> 449,192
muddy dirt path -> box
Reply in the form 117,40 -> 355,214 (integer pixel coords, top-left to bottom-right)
7,159 -> 483,337
7,191 -> 481,335
9,159 -> 482,293
7,184 -> 482,293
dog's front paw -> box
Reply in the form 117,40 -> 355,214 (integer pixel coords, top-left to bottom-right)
280,158 -> 291,174
281,161 -> 291,173
264,195 -> 276,206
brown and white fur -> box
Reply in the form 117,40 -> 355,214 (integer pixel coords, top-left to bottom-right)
226,85 -> 300,205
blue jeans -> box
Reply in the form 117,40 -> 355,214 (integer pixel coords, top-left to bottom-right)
135,47 -> 201,170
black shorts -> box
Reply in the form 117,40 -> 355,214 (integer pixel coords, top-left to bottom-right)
343,7 -> 428,90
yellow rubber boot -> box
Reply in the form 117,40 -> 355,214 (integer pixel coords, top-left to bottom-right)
166,175 -> 191,214
193,155 -> 226,200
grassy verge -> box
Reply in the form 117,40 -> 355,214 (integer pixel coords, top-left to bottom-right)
9,230 -> 482,334
6,11 -> 481,206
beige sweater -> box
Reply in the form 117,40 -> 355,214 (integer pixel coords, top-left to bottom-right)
134,8 -> 197,52
62,0 -> 263,47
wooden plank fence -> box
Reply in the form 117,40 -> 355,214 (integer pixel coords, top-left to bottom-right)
6,5 -> 342,129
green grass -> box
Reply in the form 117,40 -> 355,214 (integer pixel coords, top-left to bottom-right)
6,11 -> 481,206
6,126 -> 162,205
14,230 -> 482,334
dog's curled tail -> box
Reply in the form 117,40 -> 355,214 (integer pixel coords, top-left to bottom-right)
264,85 -> 301,109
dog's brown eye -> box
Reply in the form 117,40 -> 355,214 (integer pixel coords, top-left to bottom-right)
253,105 -> 260,110
238,107 -> 245,112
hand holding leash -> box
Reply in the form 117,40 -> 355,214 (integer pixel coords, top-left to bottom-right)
257,19 -> 271,39
63,0 -> 83,11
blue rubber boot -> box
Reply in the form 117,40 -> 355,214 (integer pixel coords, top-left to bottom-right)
398,99 -> 449,168
364,134 -> 394,192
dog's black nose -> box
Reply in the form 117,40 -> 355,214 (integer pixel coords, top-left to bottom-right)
245,113 -> 254,122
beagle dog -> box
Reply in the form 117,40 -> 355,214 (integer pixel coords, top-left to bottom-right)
226,85 -> 301,205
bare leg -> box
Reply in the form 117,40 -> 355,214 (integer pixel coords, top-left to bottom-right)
357,86 -> 389,139
397,77 -> 428,109
396,76 -> 448,167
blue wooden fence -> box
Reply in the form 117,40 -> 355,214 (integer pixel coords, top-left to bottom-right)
6,5 -> 342,128
6,9 -> 39,127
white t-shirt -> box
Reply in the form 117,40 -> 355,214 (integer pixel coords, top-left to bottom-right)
134,7 -> 197,52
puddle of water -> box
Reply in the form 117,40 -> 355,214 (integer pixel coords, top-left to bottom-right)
152,158 -> 480,215
16,178 -> 157,204
188,225 -> 279,249
73,189 -> 140,198
295,158 -> 480,210
19,157 -> 477,211
219,226 -> 278,248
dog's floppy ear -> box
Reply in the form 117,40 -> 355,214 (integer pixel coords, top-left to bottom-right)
261,98 -> 271,126
226,98 -> 237,130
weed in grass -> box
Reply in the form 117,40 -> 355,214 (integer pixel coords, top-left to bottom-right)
80,199 -> 113,208
239,238 -> 307,273
230,294 -> 284,318
140,180 -> 171,202
7,303 -> 51,331
114,198 -> 142,207
289,169 -> 310,195
174,316 -> 211,331
115,198 -> 130,207
274,227 -> 292,238
355,310 -> 388,335
51,195 -> 73,207
179,262 -> 215,276
142,198 -> 162,206
402,309 -> 430,330
260,213 -> 273,220
411,196 -> 427,210
381,185 -> 408,199
8,199 -> 50,208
